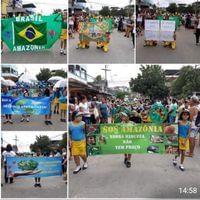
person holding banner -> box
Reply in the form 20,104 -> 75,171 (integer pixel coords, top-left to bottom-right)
20,89 -> 30,122
44,86 -> 53,125
34,150 -> 42,187
59,87 -> 67,122
60,12 -> 67,55
2,86 -> 13,124
69,112 -> 88,174
120,112 -> 134,168
2,144 -> 16,184
173,110 -> 190,171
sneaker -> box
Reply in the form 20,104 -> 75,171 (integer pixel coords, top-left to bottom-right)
63,50 -> 66,55
126,161 -> 131,168
3,121 -> 8,124
34,183 -> 37,187
82,162 -> 88,170
26,118 -> 30,122
179,165 -> 185,171
44,121 -> 48,125
124,157 -> 128,164
9,120 -> 13,124
73,166 -> 81,174
20,118 -> 25,122
60,49 -> 64,54
173,159 -> 177,166
60,118 -> 63,122
37,183 -> 42,188
48,121 -> 53,125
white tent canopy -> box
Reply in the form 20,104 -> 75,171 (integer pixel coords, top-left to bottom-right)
53,79 -> 68,89
4,80 -> 16,87
48,76 -> 64,82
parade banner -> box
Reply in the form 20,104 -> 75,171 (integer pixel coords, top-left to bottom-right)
78,20 -> 112,42
160,20 -> 176,32
1,14 -> 62,52
145,20 -> 160,41
86,124 -> 178,155
6,157 -> 62,178
145,20 -> 175,41
1,96 -> 51,115
145,20 -> 160,31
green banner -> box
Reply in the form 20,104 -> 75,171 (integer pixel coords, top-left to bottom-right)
78,19 -> 113,42
86,123 -> 178,155
1,14 -> 62,52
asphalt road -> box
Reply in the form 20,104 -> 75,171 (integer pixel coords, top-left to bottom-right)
1,40 -> 67,64
69,141 -> 200,198
136,27 -> 200,64
1,114 -> 67,131
1,174 -> 67,198
69,29 -> 134,64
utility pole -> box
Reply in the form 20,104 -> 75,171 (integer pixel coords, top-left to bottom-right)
101,65 -> 111,90
13,135 -> 19,146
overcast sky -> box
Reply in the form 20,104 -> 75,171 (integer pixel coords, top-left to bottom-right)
153,0 -> 197,7
86,64 -> 194,87
23,0 -> 68,14
2,131 -> 63,152
86,0 -> 134,11
6,64 -> 67,79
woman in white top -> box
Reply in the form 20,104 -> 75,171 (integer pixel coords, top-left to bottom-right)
188,96 -> 199,157
2,144 -> 16,184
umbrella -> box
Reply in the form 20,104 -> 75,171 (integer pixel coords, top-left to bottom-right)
4,79 -> 16,87
48,76 -> 64,82
53,79 -> 68,89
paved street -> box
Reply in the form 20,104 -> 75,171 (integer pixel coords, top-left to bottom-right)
69,142 -> 200,198
69,29 -> 134,64
1,114 -> 67,131
1,173 -> 67,198
1,41 -> 67,64
136,27 -> 200,64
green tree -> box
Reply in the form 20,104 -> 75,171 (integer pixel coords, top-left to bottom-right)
129,65 -> 169,100
30,135 -> 53,154
36,68 -> 52,82
51,69 -> 67,78
171,65 -> 200,98
53,9 -> 62,14
166,3 -> 178,13
59,133 -> 67,149
94,75 -> 104,83
116,90 -> 129,99
99,6 -> 111,16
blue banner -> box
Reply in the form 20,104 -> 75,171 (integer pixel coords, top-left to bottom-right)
1,96 -> 50,115
6,157 -> 62,178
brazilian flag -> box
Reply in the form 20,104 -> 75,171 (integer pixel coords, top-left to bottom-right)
14,22 -> 47,45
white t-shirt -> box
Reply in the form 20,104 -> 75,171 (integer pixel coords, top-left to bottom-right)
197,19 -> 200,29
79,102 -> 90,117
3,150 -> 16,162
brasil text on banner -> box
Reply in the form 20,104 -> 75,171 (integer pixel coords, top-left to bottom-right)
1,14 -> 62,52
86,123 -> 178,155
1,96 -> 51,115
6,157 -> 62,178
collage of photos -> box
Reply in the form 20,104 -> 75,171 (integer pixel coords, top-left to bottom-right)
1,0 -> 200,200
